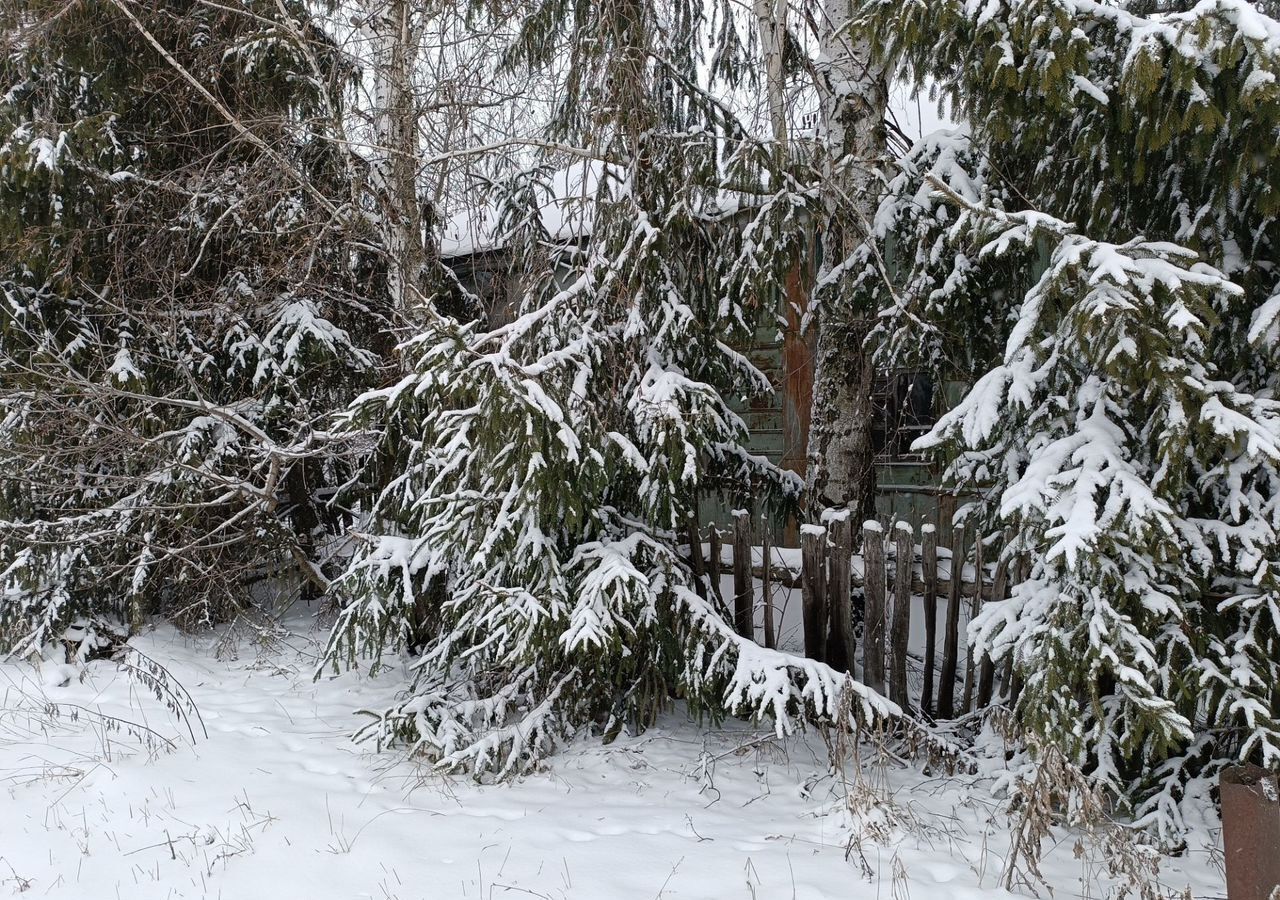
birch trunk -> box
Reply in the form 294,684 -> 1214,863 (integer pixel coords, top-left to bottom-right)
368,0 -> 425,312
755,0 -> 788,148
806,0 -> 886,520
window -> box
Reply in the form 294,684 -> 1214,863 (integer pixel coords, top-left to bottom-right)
873,371 -> 936,460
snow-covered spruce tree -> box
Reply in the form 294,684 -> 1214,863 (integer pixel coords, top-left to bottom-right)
0,1 -> 390,657
856,0 -> 1280,836
322,0 -> 899,775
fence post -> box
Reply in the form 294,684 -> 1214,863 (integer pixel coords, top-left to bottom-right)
937,523 -> 964,719
862,520 -> 886,695
920,524 -> 939,717
800,525 -> 828,662
762,516 -> 775,650
889,521 -> 913,711
688,518 -> 706,600
999,654 -> 1014,702
708,525 -> 723,608
733,509 -> 753,638
938,493 -> 956,557
826,514 -> 854,672
976,555 -> 1006,709
1007,554 -> 1030,704
962,535 -> 984,714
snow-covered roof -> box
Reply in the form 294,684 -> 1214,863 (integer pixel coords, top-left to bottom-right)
439,90 -> 953,260
440,161 -> 602,258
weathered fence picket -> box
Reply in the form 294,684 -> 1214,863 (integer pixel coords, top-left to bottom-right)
977,556 -> 1007,708
937,523 -> 964,719
800,525 -> 827,663
714,503 -> 1017,722
691,516 -> 711,606
733,510 -> 752,638
827,515 -> 854,672
962,537 -> 984,714
708,525 -> 722,606
1007,554 -> 1031,704
762,519 -> 775,650
889,521 -> 913,711
862,521 -> 886,695
920,524 -> 939,717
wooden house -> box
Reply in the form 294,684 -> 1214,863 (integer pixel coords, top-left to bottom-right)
439,171 -> 947,544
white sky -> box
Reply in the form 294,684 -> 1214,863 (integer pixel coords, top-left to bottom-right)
889,81 -> 955,144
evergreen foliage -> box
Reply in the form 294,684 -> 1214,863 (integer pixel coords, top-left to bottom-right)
856,0 -> 1280,837
322,0 -> 898,774
0,1 -> 390,657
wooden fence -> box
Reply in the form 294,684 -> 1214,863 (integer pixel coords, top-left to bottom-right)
702,510 -> 1020,719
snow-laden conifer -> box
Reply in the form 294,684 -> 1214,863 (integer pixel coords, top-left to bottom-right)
0,1 -> 390,656
323,0 -> 899,774
856,0 -> 1280,838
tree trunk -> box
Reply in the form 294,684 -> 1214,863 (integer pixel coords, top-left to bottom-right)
805,2 -> 887,522
809,314 -> 877,520
368,0 -> 425,313
756,0 -> 788,150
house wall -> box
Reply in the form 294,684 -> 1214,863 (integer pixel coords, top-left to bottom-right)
445,241 -> 955,549
694,250 -> 954,547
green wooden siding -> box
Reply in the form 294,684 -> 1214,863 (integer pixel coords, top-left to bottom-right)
697,302 -> 955,545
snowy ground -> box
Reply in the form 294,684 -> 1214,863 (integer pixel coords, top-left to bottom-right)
1,618 -> 1225,900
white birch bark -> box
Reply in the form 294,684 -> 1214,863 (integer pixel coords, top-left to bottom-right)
805,0 -> 887,519
755,0 -> 788,148
366,0 -> 425,312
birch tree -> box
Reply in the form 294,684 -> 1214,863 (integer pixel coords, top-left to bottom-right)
320,0 -> 903,775
805,0 -> 887,520
363,0 -> 428,313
